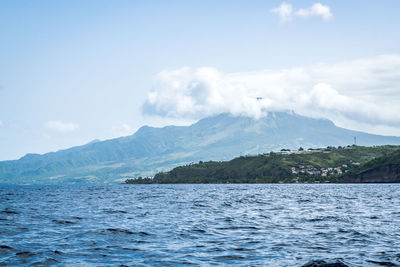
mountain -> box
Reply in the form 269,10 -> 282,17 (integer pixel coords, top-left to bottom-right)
1,112 -> 400,184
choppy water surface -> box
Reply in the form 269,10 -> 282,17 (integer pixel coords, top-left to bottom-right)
0,184 -> 399,266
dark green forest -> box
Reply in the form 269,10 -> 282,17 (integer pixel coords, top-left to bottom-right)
126,145 -> 400,184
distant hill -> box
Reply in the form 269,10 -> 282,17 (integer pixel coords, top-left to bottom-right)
1,112 -> 400,184
131,145 -> 399,184
341,149 -> 400,183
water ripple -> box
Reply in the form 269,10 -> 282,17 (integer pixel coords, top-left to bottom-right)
0,184 -> 399,266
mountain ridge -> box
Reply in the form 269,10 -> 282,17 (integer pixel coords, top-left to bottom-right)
1,112 -> 400,184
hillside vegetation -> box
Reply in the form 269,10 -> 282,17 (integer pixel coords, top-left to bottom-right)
341,149 -> 400,183
126,145 -> 400,184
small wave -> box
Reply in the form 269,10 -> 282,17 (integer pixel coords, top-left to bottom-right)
214,255 -> 246,261
190,228 -> 206,233
307,246 -> 330,251
216,226 -> 259,231
52,219 -> 76,225
103,209 -> 128,214
349,230 -> 369,238
87,247 -> 110,253
301,259 -> 348,267
102,228 -> 150,236
31,258 -> 59,265
308,215 -> 341,223
307,218 -> 325,222
206,247 -> 225,253
297,199 -> 313,203
53,250 -> 64,255
103,228 -> 135,235
192,202 -> 210,208
122,247 -> 140,251
15,251 -> 37,257
233,247 -> 253,252
0,209 -> 19,215
366,260 -> 398,266
222,201 -> 232,207
0,245 -> 15,251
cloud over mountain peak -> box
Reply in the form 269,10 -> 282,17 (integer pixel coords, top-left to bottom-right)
143,54 -> 400,135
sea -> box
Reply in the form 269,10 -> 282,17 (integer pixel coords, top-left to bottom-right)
0,184 -> 399,266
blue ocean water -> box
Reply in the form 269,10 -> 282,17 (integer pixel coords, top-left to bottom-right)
0,184 -> 399,266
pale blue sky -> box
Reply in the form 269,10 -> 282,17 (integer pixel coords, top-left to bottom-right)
1,0 -> 400,160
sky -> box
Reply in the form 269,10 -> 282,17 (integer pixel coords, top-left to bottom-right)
1,0 -> 400,161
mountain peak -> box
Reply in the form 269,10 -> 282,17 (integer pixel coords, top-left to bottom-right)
1,113 -> 399,184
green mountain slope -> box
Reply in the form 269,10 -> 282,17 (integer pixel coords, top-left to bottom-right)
138,145 -> 399,184
341,149 -> 400,183
1,112 -> 400,184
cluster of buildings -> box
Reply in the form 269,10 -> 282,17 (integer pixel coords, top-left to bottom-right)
290,163 -> 355,177
276,149 -> 327,155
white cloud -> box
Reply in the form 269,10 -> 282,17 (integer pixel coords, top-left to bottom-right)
270,2 -> 293,23
45,120 -> 79,132
296,3 -> 332,20
0,120 -> 3,127
142,54 -> 400,136
271,2 -> 332,22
